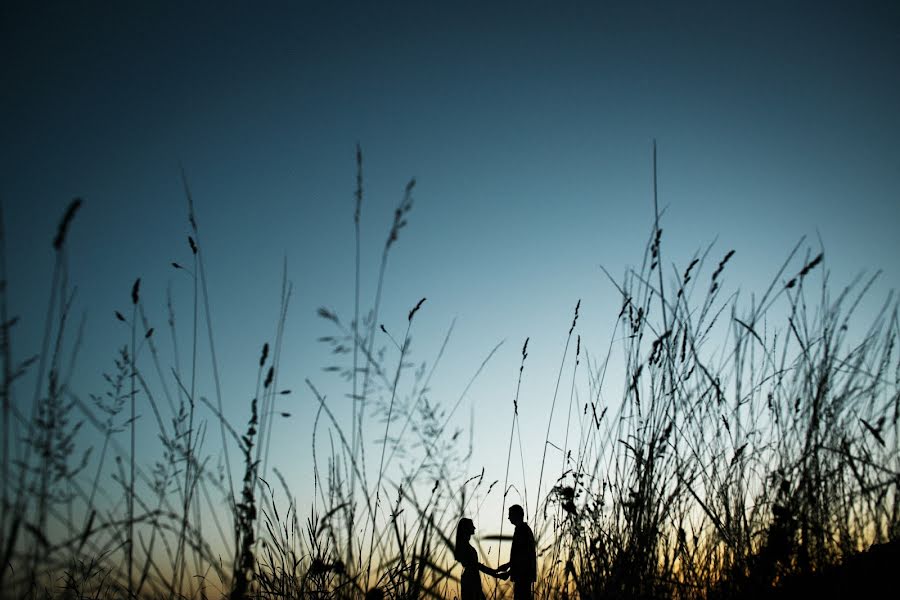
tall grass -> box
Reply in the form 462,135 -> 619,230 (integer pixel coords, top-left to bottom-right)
536,161 -> 899,598
0,148 -> 896,600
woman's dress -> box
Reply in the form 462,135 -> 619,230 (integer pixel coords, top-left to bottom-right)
459,543 -> 486,600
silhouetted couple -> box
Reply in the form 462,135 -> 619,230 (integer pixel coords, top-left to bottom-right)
454,504 -> 536,600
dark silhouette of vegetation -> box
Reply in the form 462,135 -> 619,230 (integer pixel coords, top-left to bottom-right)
0,147 -> 897,599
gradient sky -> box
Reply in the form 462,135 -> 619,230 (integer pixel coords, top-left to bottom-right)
3,0 -> 899,557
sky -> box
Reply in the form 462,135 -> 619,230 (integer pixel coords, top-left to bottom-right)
2,0 -> 900,561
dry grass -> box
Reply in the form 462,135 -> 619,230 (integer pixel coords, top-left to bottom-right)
0,149 -> 896,600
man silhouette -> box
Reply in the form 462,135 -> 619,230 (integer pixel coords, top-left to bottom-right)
496,504 -> 536,600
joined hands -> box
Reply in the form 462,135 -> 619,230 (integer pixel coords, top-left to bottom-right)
491,563 -> 511,580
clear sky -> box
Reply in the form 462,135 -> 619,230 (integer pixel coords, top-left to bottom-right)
3,0 -> 899,561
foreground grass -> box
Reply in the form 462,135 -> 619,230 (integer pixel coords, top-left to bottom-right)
1,152 -> 897,599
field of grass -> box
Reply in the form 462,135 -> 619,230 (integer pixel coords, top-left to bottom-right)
1,150 -> 897,599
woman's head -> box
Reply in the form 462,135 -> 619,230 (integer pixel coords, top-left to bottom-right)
457,518 -> 475,536
454,518 -> 475,561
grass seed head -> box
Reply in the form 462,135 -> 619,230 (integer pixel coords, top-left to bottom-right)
52,197 -> 83,250
408,297 -> 426,322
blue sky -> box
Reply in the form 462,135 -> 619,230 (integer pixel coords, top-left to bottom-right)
2,0 -> 899,557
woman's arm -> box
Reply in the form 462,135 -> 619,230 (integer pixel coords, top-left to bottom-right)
477,562 -> 497,576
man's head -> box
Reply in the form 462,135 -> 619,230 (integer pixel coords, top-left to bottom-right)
508,504 -> 524,525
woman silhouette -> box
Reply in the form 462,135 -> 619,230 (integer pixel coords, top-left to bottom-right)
454,518 -> 500,600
